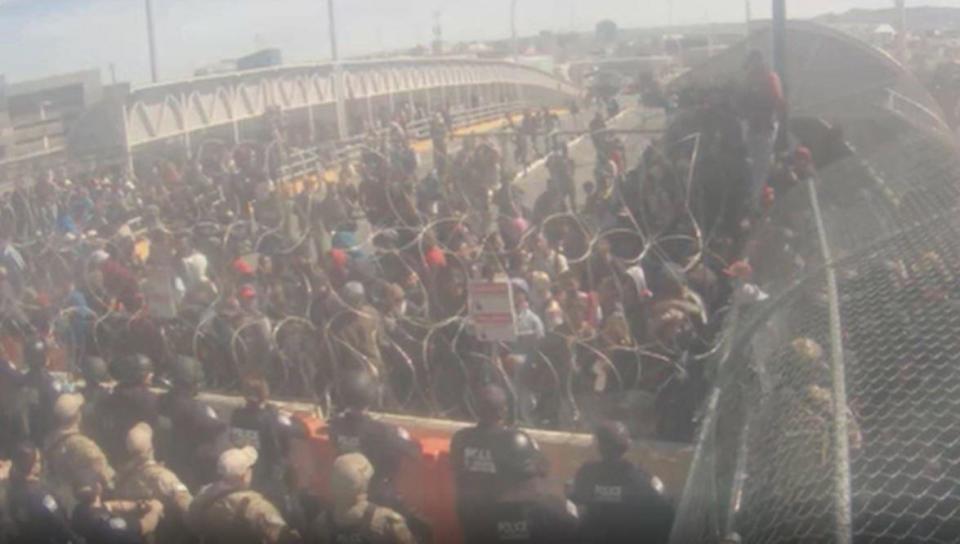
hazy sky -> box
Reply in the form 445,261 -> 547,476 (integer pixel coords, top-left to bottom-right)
2,0 -> 959,85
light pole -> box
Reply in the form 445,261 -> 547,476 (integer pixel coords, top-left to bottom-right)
895,0 -> 907,63
745,0 -> 752,36
327,0 -> 348,139
511,0 -> 519,62
145,0 -> 159,83
772,0 -> 788,151
327,0 -> 339,62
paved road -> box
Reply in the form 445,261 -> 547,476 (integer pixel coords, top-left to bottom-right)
513,105 -> 663,211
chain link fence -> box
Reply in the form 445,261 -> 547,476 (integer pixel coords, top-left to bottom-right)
670,91 -> 960,543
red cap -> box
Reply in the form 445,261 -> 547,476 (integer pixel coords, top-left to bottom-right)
232,258 -> 254,277
425,246 -> 447,269
762,185 -> 776,209
724,260 -> 754,280
329,248 -> 349,270
238,284 -> 257,300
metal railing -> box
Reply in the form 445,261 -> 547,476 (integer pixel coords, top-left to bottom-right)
279,100 -> 529,183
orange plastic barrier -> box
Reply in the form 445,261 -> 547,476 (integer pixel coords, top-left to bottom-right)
290,413 -> 464,544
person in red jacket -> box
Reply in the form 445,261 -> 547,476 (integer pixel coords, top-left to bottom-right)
741,50 -> 786,206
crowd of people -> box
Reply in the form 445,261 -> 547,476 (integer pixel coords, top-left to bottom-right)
0,49 -> 811,542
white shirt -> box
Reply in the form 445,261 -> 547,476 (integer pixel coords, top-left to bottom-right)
181,252 -> 209,289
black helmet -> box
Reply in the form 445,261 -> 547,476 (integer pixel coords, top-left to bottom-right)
336,368 -> 380,411
22,338 -> 48,369
110,354 -> 153,385
81,356 -> 111,385
594,420 -> 631,459
473,384 -> 509,424
170,356 -> 205,391
494,430 -> 546,479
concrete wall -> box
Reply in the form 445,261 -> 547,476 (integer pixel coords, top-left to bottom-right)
198,391 -> 693,501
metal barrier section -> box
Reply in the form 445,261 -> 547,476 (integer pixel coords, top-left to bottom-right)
669,22 -> 960,544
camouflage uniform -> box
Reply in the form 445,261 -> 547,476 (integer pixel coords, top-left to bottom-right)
315,453 -> 416,544
114,459 -> 192,514
42,428 -> 115,507
189,482 -> 294,544
314,503 -> 416,544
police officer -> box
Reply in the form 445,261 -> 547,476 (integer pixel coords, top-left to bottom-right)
229,375 -> 296,495
449,384 -> 513,544
105,354 -> 160,463
42,393 -> 115,509
476,429 -> 579,544
188,446 -> 300,544
157,356 -> 228,489
6,442 -> 82,543
79,355 -> 113,448
327,369 -> 427,541
569,421 -> 674,544
113,422 -> 193,542
22,337 -> 67,443
0,357 -> 28,458
72,470 -> 164,544
314,453 -> 416,544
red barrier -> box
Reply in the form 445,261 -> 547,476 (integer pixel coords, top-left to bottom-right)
290,413 -> 464,544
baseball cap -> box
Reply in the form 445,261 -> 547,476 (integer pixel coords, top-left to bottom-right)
330,453 -> 374,499
232,258 -> 255,277
218,446 -> 258,478
53,393 -> 84,423
126,422 -> 153,456
238,284 -> 257,300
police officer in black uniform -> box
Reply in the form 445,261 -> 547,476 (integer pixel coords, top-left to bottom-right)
0,358 -> 28,458
157,355 -> 228,489
326,369 -> 427,541
71,471 -> 164,544
6,442 -> 82,544
104,354 -> 160,463
229,376 -> 294,490
228,373 -> 310,531
450,384 -> 513,544
22,337 -> 67,443
477,429 -> 579,544
79,355 -> 113,448
569,420 -> 674,544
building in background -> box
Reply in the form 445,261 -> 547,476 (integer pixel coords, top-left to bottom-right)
1,70 -> 102,160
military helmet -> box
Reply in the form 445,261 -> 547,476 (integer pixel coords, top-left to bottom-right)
81,356 -> 111,385
473,384 -> 509,424
594,420 -> 631,459
336,368 -> 380,411
22,337 -> 48,369
110,354 -> 153,385
494,429 -> 545,479
170,356 -> 205,390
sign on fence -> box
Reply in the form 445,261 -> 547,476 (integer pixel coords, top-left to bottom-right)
468,280 -> 517,342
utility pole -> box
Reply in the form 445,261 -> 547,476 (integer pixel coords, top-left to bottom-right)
772,0 -> 788,151
895,0 -> 907,63
433,10 -> 443,55
745,0 -> 752,36
511,0 -> 519,62
328,0 -> 347,139
327,0 -> 339,61
145,0 -> 159,83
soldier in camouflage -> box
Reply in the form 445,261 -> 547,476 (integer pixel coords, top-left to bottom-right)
313,453 -> 416,544
42,393 -> 115,510
113,422 -> 193,542
188,446 -> 300,544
